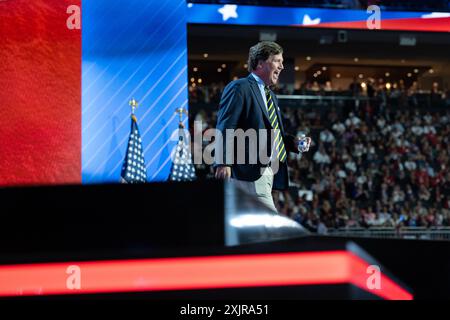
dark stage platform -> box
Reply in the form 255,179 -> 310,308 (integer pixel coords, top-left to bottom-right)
0,181 -> 448,299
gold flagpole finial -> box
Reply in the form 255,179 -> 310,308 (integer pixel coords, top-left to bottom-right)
129,98 -> 139,122
129,98 -> 139,113
175,107 -> 188,128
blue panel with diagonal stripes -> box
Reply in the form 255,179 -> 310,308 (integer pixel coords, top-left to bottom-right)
82,0 -> 187,183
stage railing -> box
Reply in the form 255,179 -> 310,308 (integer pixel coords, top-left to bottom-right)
189,90 -> 449,113
326,227 -> 450,241
276,93 -> 448,110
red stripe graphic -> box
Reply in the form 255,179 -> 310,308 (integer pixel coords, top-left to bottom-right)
0,251 -> 412,300
295,17 -> 450,32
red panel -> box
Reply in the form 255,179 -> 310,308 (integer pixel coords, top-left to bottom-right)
0,0 -> 81,186
0,251 -> 412,300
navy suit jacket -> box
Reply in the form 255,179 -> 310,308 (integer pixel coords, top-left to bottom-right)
215,74 -> 298,190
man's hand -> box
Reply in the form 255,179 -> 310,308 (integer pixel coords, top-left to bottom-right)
215,166 -> 231,180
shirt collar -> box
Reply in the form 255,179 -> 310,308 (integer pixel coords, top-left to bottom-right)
251,73 -> 266,88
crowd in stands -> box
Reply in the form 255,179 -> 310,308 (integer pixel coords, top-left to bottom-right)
189,79 -> 450,233
189,82 -> 225,105
278,105 -> 450,233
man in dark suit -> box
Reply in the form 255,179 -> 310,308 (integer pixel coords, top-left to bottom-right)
215,41 -> 311,212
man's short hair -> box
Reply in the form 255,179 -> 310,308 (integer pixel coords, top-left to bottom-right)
247,41 -> 283,72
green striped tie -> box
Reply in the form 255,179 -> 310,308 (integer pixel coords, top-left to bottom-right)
265,86 -> 286,162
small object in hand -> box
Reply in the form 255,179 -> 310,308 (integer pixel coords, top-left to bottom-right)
298,134 -> 311,153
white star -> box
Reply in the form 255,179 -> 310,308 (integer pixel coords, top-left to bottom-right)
218,5 -> 238,21
302,14 -> 321,25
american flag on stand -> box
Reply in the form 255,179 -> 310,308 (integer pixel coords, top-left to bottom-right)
120,99 -> 147,183
169,108 -> 196,182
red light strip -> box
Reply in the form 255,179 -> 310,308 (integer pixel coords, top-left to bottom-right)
0,251 -> 412,300
297,17 -> 450,32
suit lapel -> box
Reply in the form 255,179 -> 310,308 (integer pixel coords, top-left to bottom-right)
248,75 -> 270,122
